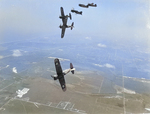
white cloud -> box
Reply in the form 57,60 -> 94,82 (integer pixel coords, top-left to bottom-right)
85,37 -> 91,40
6,65 -> 9,68
12,50 -> 22,57
48,57 -> 70,61
93,64 -> 103,67
0,56 -> 3,59
59,49 -> 63,51
147,23 -> 150,29
104,63 -> 115,69
94,63 -> 115,69
12,67 -> 17,73
97,43 -> 106,48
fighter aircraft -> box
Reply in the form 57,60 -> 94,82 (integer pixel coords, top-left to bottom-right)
71,9 -> 82,15
59,7 -> 74,38
88,3 -> 97,7
51,58 -> 75,91
79,4 -> 89,8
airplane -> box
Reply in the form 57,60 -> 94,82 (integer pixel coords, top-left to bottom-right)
51,58 -> 75,91
88,3 -> 97,7
59,7 -> 74,38
71,9 -> 82,15
79,4 -> 89,8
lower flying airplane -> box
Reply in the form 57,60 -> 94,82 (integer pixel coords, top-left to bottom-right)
79,4 -> 89,8
59,7 -> 74,38
88,3 -> 97,7
51,58 -> 75,91
71,9 -> 82,15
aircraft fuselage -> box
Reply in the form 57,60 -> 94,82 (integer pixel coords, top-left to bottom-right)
79,4 -> 88,8
71,10 -> 82,15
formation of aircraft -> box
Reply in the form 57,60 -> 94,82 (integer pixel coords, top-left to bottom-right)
59,7 -> 74,38
59,3 -> 97,38
55,3 -> 97,91
51,58 -> 75,91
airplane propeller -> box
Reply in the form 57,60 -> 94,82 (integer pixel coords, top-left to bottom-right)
69,13 -> 72,20
71,22 -> 74,30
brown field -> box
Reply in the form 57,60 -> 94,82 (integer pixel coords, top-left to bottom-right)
0,71 -> 150,114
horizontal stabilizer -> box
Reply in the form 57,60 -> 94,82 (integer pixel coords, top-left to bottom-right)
71,70 -> 74,74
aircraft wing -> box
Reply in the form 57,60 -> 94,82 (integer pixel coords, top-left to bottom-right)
54,58 -> 67,91
60,7 -> 66,24
61,27 -> 66,38
58,75 -> 66,91
55,58 -> 63,74
60,7 -> 65,17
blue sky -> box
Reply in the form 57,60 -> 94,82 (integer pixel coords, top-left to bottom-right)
0,0 -> 150,45
0,0 -> 150,79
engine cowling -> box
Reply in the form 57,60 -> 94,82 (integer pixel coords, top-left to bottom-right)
59,25 -> 63,28
59,16 -> 62,19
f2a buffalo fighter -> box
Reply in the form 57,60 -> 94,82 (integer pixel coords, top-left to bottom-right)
79,4 -> 89,8
79,3 -> 97,8
88,3 -> 97,7
59,7 -> 74,38
51,58 -> 75,91
71,9 -> 82,15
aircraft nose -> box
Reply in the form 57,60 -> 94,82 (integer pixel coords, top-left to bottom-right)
63,88 -> 66,92
55,58 -> 59,62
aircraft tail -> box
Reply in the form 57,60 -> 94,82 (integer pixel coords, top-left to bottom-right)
71,22 -> 74,30
70,63 -> 75,74
80,11 -> 82,15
